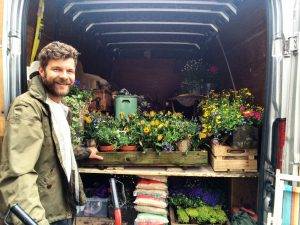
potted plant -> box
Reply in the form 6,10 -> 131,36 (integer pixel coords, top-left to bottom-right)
198,88 -> 263,148
64,82 -> 93,147
116,113 -> 140,151
95,115 -> 118,152
139,111 -> 199,152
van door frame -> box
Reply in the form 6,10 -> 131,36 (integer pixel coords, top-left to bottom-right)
258,0 -> 300,223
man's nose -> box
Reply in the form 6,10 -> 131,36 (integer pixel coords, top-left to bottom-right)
59,70 -> 69,78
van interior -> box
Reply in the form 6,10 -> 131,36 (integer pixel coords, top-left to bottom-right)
26,0 -> 267,223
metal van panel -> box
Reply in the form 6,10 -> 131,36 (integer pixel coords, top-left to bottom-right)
62,0 -> 240,51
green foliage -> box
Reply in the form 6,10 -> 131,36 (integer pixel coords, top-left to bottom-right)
139,111 -> 199,152
198,88 -> 263,142
115,113 -> 141,147
63,85 -> 93,146
177,208 -> 190,224
95,115 -> 119,147
176,205 -> 228,224
169,195 -> 203,208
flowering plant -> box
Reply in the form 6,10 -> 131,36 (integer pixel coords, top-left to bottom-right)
115,113 -> 141,147
93,114 -> 119,147
139,111 -> 199,152
198,88 -> 263,141
64,83 -> 93,146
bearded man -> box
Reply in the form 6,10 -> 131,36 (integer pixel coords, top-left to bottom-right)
0,41 -> 102,225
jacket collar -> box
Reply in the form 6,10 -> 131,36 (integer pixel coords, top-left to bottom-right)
29,75 -> 48,103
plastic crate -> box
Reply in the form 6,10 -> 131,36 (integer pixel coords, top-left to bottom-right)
77,197 -> 108,217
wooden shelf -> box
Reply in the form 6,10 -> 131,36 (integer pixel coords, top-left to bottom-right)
79,165 -> 258,178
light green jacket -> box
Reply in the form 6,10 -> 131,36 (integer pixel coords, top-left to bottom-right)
0,76 -> 87,225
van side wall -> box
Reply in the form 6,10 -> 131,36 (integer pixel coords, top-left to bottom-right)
207,1 -> 267,105
0,0 -> 5,143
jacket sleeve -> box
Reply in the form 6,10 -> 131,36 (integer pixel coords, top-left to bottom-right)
73,146 -> 90,160
0,101 -> 49,225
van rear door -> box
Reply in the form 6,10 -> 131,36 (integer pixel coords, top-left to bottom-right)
259,0 -> 300,223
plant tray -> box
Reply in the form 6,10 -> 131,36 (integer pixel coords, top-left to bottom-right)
169,207 -> 227,225
79,150 -> 208,167
210,144 -> 257,172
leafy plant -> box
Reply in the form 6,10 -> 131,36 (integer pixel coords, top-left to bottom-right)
64,83 -> 93,146
115,113 -> 141,146
139,111 -> 199,152
198,88 -> 263,142
94,115 -> 119,147
176,205 -> 228,224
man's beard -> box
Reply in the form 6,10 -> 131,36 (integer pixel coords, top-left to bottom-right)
42,74 -> 72,97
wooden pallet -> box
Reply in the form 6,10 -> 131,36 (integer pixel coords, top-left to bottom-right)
80,150 -> 208,167
210,144 -> 257,172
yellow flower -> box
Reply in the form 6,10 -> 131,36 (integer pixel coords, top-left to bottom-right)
158,123 -> 164,129
84,115 -> 92,124
187,134 -> 192,139
143,111 -> 149,117
157,134 -> 163,141
150,111 -> 156,117
124,127 -> 129,132
203,111 -> 210,118
140,120 -> 145,125
143,127 -> 151,134
199,132 -> 207,140
150,120 -> 156,126
119,112 -> 125,119
154,120 -> 160,126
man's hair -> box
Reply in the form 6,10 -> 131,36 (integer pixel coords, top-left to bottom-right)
38,41 -> 79,69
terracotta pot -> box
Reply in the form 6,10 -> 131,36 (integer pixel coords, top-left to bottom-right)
99,145 -> 114,152
176,138 -> 191,152
120,145 -> 137,152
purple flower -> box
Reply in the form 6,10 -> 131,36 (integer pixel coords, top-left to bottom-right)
202,191 -> 219,206
162,142 -> 175,152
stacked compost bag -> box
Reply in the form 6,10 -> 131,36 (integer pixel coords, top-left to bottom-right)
133,176 -> 169,225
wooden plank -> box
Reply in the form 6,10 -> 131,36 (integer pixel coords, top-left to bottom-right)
79,165 -> 259,178
80,151 -> 208,167
75,217 -> 127,225
0,0 -> 4,137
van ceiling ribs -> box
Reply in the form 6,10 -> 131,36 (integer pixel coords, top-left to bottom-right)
63,0 -> 240,53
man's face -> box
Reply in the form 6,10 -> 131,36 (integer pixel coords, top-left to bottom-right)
39,58 -> 76,99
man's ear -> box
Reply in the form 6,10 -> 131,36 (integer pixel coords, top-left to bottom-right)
39,67 -> 45,78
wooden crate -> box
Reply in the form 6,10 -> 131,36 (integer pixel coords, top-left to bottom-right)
80,150 -> 208,167
210,144 -> 257,172
75,217 -> 127,225
211,144 -> 257,157
169,207 -> 197,225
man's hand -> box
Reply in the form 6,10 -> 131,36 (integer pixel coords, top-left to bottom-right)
88,147 -> 103,160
